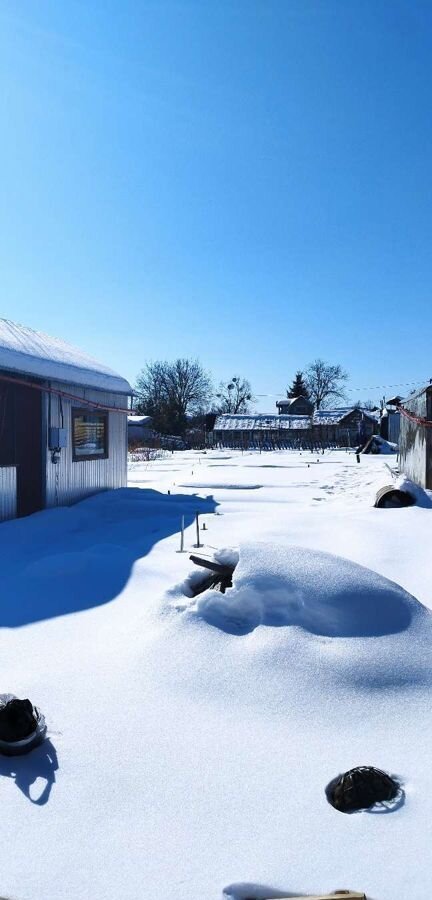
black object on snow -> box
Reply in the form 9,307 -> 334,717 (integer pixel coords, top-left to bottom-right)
375,485 -> 415,508
327,766 -> 399,813
0,695 -> 47,755
189,554 -> 236,595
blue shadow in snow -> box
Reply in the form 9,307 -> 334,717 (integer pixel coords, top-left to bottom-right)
199,570 -> 413,638
0,488 -> 217,627
0,739 -> 58,805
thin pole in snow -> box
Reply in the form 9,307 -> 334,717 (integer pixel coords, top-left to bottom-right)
195,511 -> 202,548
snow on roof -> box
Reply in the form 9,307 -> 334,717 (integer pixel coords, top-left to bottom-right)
276,396 -> 311,406
314,407 -> 379,425
214,408 -> 378,431
0,318 -> 132,395
213,414 -> 311,431
128,415 -> 153,426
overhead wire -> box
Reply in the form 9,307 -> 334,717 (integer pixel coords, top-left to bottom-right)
255,378 -> 430,398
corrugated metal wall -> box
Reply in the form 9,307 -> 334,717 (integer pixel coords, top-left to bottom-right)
399,390 -> 429,488
0,466 -> 17,521
387,411 -> 401,445
44,384 -> 128,508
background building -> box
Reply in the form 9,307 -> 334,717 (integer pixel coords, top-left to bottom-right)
212,406 -> 378,449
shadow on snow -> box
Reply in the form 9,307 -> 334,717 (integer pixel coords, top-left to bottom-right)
0,739 -> 58,805
0,488 -> 217,627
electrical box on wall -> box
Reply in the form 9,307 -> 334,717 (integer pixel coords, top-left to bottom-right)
49,427 -> 68,450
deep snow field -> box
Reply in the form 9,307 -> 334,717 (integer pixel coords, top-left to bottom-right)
0,448 -> 431,900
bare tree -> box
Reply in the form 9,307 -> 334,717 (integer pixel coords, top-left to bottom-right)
354,399 -> 378,411
215,375 -> 254,414
135,359 -> 212,434
305,359 -> 348,409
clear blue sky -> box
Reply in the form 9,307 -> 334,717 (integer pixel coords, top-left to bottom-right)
0,0 -> 431,411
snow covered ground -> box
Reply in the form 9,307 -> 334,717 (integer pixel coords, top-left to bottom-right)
0,448 -> 431,900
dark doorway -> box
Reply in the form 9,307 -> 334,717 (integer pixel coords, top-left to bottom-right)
0,378 -> 44,518
14,383 -> 43,517
0,382 -> 16,467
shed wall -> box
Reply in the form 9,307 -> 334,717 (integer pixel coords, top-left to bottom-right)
128,424 -> 155,443
44,384 -> 128,508
399,392 -> 428,488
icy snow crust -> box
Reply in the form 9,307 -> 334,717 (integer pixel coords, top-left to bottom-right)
1,448 -> 432,900
0,318 -> 132,393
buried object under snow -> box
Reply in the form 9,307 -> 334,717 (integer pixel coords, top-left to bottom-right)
0,694 -> 46,755
327,766 -> 399,813
193,543 -> 420,637
189,553 -> 235,595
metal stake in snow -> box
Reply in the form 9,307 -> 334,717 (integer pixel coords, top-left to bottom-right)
179,515 -> 185,553
195,511 -> 202,548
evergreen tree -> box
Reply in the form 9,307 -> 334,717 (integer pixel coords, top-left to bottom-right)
287,371 -> 310,399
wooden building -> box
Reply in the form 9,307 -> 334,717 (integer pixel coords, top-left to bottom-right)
399,385 -> 432,489
0,319 -> 132,521
276,395 -> 314,416
127,415 -> 156,446
212,407 -> 378,450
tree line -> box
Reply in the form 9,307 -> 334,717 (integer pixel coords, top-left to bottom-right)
134,358 -> 351,436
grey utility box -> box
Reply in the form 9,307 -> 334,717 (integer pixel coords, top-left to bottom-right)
48,427 -> 68,450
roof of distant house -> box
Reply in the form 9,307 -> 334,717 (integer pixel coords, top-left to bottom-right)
213,414 -> 310,431
128,415 -> 153,426
0,318 -> 132,394
276,396 -> 311,406
213,408 -> 378,431
314,407 -> 379,425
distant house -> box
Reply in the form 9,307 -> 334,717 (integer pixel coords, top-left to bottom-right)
399,385 -> 432,488
127,415 -> 155,445
212,407 -> 378,449
276,395 -> 313,416
0,318 -> 132,521
314,407 -> 378,445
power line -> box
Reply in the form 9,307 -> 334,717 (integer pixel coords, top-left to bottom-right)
255,378 -> 429,398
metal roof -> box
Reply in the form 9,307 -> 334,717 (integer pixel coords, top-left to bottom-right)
314,407 -> 379,425
276,396 -> 311,406
213,408 -> 378,431
213,414 -> 311,431
128,415 -> 153,425
0,318 -> 132,395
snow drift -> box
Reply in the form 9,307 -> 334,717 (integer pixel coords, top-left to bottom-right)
194,543 -> 422,637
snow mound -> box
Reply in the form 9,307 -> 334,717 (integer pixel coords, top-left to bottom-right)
195,543 -> 421,637
365,434 -> 398,454
395,474 -> 432,508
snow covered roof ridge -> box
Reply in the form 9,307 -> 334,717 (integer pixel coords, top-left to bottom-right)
214,408 -> 379,430
0,318 -> 132,395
